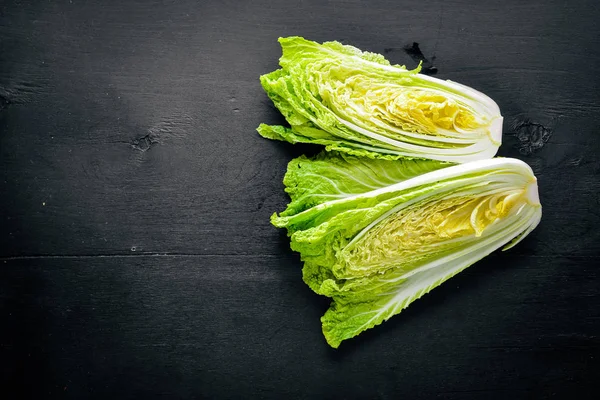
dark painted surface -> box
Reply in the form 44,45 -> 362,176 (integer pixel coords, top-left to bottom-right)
1,0 -> 599,398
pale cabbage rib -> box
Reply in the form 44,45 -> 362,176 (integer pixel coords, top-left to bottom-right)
335,181 -> 527,279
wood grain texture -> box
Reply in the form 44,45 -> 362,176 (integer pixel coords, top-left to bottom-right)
1,255 -> 598,399
1,0 -> 599,398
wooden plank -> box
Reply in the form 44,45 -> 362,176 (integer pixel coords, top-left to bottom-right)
1,0 -> 600,398
2,0 -> 600,258
1,254 -> 597,398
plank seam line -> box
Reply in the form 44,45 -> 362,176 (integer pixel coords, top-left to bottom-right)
0,253 -> 284,260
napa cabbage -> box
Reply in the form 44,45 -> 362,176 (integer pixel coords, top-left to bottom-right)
259,37 -> 503,163
272,152 -> 541,347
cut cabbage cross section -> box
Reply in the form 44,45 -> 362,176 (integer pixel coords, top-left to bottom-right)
272,153 -> 542,347
258,36 -> 503,163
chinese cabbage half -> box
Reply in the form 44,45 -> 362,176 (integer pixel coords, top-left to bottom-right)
259,36 -> 503,163
272,153 -> 541,348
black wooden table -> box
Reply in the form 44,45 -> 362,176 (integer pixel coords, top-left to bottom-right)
2,1 -> 599,398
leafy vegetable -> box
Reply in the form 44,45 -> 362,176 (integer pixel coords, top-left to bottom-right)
272,152 -> 541,347
258,36 -> 503,163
